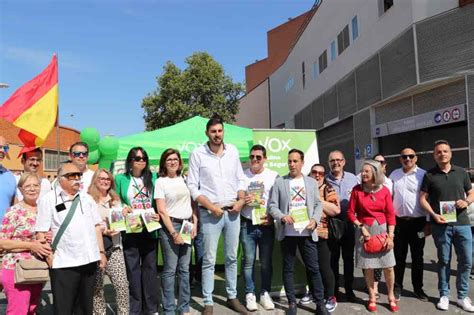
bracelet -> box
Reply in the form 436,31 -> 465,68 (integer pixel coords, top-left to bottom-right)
99,251 -> 105,254
171,231 -> 178,237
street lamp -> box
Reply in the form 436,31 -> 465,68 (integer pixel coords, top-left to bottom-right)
0,83 -> 9,88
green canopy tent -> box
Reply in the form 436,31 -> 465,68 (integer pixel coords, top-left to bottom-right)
117,116 -> 253,164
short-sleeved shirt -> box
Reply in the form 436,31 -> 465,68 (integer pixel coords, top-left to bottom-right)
128,176 -> 153,210
420,164 -> 472,225
0,166 -> 16,220
35,187 -> 102,268
154,176 -> 193,219
285,176 -> 310,237
241,168 -> 278,220
326,171 -> 359,218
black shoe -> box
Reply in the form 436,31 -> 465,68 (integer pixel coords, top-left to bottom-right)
414,289 -> 429,302
394,287 -> 401,301
316,302 -> 330,315
286,302 -> 298,315
345,290 -> 357,302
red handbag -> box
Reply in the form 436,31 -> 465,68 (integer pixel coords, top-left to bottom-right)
363,233 -> 388,254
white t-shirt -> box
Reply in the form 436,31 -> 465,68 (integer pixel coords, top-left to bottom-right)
241,168 -> 278,219
127,176 -> 153,210
154,176 -> 193,219
15,175 -> 52,202
285,176 -> 310,237
81,169 -> 94,193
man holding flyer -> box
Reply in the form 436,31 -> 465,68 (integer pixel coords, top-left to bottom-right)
420,140 -> 474,312
240,144 -> 278,311
268,149 -> 329,315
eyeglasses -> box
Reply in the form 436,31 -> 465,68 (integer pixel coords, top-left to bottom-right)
375,160 -> 386,165
401,154 -> 416,160
62,172 -> 82,180
329,158 -> 344,164
249,155 -> 263,161
165,158 -> 179,163
311,170 -> 325,176
132,156 -> 147,162
0,145 -> 9,152
98,177 -> 112,182
71,151 -> 88,158
22,184 -> 40,191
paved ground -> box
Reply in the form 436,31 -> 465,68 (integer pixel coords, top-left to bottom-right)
1,237 -> 473,314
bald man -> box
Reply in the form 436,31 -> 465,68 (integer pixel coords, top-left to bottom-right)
0,136 -> 16,219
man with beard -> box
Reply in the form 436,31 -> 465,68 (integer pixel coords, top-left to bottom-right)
35,162 -> 106,314
187,115 -> 248,315
0,136 -> 16,219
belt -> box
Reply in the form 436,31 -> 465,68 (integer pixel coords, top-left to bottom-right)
397,216 -> 424,221
170,217 -> 191,224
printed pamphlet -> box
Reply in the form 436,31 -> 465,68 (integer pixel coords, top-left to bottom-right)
126,213 -> 143,233
247,181 -> 265,208
108,207 -> 126,232
440,201 -> 457,223
141,209 -> 162,232
179,220 -> 194,245
290,207 -> 310,230
252,206 -> 267,225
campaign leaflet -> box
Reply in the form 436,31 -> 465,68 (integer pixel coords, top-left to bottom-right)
247,181 -> 265,208
108,207 -> 126,232
440,201 -> 457,223
126,212 -> 144,233
179,220 -> 194,245
290,207 -> 310,230
141,209 -> 162,232
252,206 -> 267,225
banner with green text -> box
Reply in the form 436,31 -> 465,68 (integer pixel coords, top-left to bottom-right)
253,129 -> 319,176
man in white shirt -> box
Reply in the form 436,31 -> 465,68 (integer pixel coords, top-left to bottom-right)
35,162 -> 106,314
389,148 -> 428,302
187,115 -> 248,315
240,144 -> 278,311
15,148 -> 51,201
69,141 -> 94,192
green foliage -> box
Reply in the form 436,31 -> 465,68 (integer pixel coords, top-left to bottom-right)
142,52 -> 244,130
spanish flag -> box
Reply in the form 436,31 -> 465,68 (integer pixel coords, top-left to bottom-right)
0,55 -> 58,155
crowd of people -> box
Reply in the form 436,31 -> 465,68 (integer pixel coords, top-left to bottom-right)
0,116 -> 473,315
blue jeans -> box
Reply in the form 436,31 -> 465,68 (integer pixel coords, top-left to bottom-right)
159,222 -> 192,315
240,218 -> 275,295
432,224 -> 472,299
200,208 -> 240,305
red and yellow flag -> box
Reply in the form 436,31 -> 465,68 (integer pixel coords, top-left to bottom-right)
0,55 -> 58,155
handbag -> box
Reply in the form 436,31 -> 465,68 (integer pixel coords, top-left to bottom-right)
363,233 -> 388,254
14,258 -> 49,285
328,217 -> 345,241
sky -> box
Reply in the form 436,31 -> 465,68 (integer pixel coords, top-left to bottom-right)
0,0 -> 314,138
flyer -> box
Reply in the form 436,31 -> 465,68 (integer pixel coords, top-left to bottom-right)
179,220 -> 194,245
440,201 -> 457,223
108,207 -> 126,232
141,210 -> 162,232
290,207 -> 310,230
251,206 -> 267,225
126,213 -> 144,233
247,181 -> 265,208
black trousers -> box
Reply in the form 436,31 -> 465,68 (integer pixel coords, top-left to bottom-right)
50,262 -> 97,315
123,232 -> 159,315
306,238 -> 335,298
394,216 -> 426,291
329,221 -> 355,292
282,236 -> 325,306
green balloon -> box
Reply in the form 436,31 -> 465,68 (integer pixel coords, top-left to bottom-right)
98,158 -> 113,170
87,150 -> 100,164
98,136 -> 119,156
80,128 -> 100,148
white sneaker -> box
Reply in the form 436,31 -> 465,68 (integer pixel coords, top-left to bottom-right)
260,291 -> 275,310
437,296 -> 450,311
246,293 -> 258,311
457,297 -> 474,312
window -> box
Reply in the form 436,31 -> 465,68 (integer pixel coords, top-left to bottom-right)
313,62 -> 319,79
352,16 -> 359,40
337,25 -> 350,55
330,41 -> 337,61
318,50 -> 327,74
301,62 -> 306,89
44,149 -> 69,170
379,0 -> 393,15
285,76 -> 294,92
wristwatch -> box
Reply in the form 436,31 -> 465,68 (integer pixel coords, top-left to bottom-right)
356,223 -> 363,230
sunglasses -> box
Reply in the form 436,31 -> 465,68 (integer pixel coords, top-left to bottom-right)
311,170 -> 325,176
375,160 -> 386,165
72,151 -> 88,158
401,154 -> 416,160
62,172 -> 82,180
249,155 -> 263,161
1,145 -> 9,152
132,156 -> 147,162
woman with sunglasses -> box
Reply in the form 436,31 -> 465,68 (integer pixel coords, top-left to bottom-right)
0,172 -> 52,315
155,148 -> 197,315
88,169 -> 129,315
115,147 -> 159,315
299,164 -> 340,312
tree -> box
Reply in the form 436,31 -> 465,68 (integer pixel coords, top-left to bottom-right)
142,52 -> 244,130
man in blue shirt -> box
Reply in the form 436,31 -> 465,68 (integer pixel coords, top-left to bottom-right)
0,136 -> 16,219
325,150 -> 359,301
